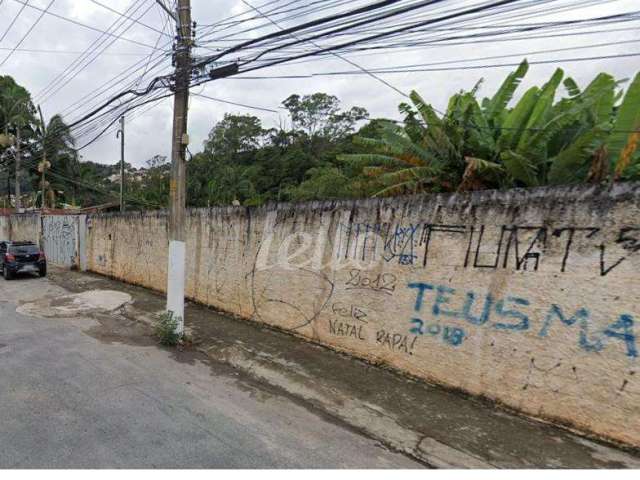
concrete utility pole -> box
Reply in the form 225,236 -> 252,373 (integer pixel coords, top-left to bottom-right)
15,125 -> 21,211
166,0 -> 192,335
117,116 -> 125,213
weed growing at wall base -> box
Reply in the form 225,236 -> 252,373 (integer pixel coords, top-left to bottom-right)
154,311 -> 182,346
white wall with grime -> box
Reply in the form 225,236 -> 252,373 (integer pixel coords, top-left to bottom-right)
0,216 -> 9,239
84,183 -> 640,447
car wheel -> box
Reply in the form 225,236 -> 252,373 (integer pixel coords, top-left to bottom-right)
4,268 -> 13,280
39,266 -> 47,277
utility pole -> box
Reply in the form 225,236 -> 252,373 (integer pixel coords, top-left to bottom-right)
117,116 -> 125,213
166,0 -> 192,336
37,105 -> 50,210
15,125 -> 21,211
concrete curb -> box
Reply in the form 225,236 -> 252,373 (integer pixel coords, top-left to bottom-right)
198,339 -> 495,468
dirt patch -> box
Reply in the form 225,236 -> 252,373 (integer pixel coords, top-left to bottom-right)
17,290 -> 132,318
83,312 -> 158,347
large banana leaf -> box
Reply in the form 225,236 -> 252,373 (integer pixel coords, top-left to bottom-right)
580,73 -> 616,126
337,153 -> 405,168
607,72 -> 640,171
501,150 -> 539,186
409,90 -> 444,129
547,127 -> 608,184
516,68 -> 564,153
379,167 -> 433,186
353,135 -> 405,156
484,59 -> 529,127
463,96 -> 495,157
563,77 -> 581,98
378,122 -> 435,165
524,90 -> 606,163
496,86 -> 539,151
374,181 -> 420,197
422,124 -> 458,164
458,156 -> 505,191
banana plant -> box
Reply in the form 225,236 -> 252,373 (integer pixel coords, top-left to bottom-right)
340,59 -> 640,196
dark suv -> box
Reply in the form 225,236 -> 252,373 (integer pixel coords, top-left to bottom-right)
0,241 -> 47,280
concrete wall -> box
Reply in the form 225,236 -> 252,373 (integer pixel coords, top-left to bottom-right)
0,214 -> 40,244
85,183 -> 640,447
0,213 -> 85,269
0,216 -> 8,240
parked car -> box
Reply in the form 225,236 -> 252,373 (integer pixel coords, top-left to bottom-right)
0,241 -> 47,280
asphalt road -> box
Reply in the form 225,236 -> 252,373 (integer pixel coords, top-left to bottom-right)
0,273 -> 420,468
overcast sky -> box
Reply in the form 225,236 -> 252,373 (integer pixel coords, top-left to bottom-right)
0,0 -> 638,167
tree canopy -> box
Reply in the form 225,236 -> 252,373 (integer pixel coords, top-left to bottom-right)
3,61 -> 640,211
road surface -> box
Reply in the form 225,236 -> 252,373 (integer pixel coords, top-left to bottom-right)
0,273 -> 421,468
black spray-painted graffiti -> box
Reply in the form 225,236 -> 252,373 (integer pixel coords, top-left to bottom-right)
376,329 -> 417,355
345,269 -> 397,295
331,302 -> 368,323
328,319 -> 366,340
335,222 -> 640,276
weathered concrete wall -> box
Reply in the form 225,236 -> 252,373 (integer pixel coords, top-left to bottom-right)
2,214 -> 41,244
0,213 -> 85,268
0,216 -> 9,239
85,183 -> 640,447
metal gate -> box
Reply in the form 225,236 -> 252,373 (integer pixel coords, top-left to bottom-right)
42,215 -> 85,268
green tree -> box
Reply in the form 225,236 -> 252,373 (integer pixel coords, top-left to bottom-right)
203,113 -> 265,160
283,93 -> 369,139
127,155 -> 170,208
187,95 -> 369,207
0,76 -> 38,206
34,113 -> 78,207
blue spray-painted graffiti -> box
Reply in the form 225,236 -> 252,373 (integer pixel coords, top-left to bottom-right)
408,282 -> 638,358
410,318 -> 466,347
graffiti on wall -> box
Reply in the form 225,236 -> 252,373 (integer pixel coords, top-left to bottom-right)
334,222 -> 640,276
250,215 -> 639,369
407,281 -> 637,358
42,216 -> 78,268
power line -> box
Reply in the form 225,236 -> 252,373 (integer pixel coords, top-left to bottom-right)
59,46 -> 172,119
233,0 -> 527,75
192,92 -> 278,113
282,38 -> 640,73
135,9 -> 172,89
0,46 -> 153,55
225,8 -> 639,76
193,0 -> 411,69
239,0 -> 409,98
88,0 -> 172,38
10,0 -> 165,50
34,0 -> 149,101
0,0 -> 29,44
0,0 -> 56,68
36,0 -> 162,105
295,51 -> 640,75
